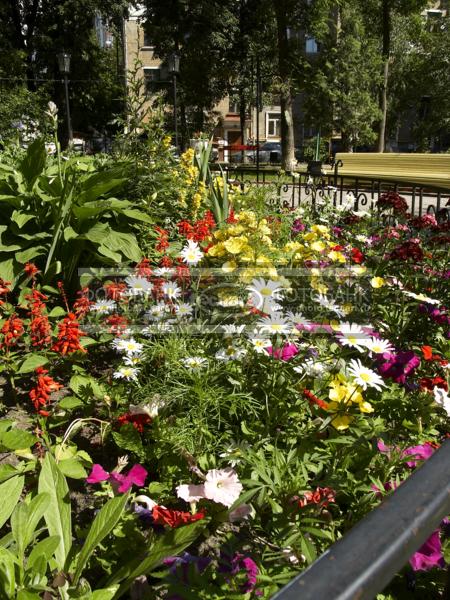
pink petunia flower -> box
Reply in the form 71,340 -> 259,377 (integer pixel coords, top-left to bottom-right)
203,468 -> 243,507
86,463 -> 147,493
176,483 -> 206,503
266,343 -> 299,361
409,530 -> 444,571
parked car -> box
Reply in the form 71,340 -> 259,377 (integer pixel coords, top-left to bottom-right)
247,142 -> 282,163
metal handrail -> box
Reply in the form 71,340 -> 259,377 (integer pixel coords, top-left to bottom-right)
273,440 -> 450,600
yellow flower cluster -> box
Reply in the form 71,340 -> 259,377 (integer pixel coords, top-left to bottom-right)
206,210 -> 278,280
328,374 -> 373,430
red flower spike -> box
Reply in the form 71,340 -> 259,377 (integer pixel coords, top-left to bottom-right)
117,412 -> 152,433
29,367 -> 63,412
73,287 -> 93,318
303,389 -> 329,410
0,315 -> 25,349
51,313 -> 86,354
24,262 -> 40,279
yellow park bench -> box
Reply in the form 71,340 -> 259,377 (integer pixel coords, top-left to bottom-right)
333,153 -> 450,191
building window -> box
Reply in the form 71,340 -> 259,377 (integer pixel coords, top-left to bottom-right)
229,98 -> 239,114
266,112 -> 281,138
305,36 -> 319,54
144,68 -> 161,94
142,29 -> 153,48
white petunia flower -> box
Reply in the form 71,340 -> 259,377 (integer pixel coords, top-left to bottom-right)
433,387 -> 450,416
203,468 -> 243,507
347,359 -> 386,391
91,299 -> 116,313
113,366 -> 139,381
180,240 -> 203,265
336,322 -> 371,353
129,398 -> 164,418
176,483 -> 206,503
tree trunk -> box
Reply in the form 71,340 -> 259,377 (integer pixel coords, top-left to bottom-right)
273,0 -> 296,171
377,0 -> 390,153
239,89 -> 247,162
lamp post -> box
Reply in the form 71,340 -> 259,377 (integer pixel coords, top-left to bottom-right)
57,51 -> 73,145
168,53 -> 180,150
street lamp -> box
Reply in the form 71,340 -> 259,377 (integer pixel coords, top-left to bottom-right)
57,51 -> 73,145
168,53 -> 180,150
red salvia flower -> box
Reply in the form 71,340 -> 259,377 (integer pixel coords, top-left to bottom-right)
226,209 -> 238,223
295,487 -> 336,509
135,258 -> 153,277
159,255 -> 174,268
24,262 -> 40,279
155,226 -> 170,252
0,315 -> 25,349
152,506 -> 205,528
51,313 -> 86,354
117,412 -> 152,433
73,287 -> 93,318
26,289 -> 51,348
29,367 -> 63,413
105,314 -> 129,335
104,282 -> 127,301
303,389 -> 329,410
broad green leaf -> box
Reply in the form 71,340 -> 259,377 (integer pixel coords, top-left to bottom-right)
17,591 -> 42,600
0,258 -> 15,283
73,494 -> 128,585
0,428 -> 37,450
27,535 -> 60,572
0,475 -> 24,529
121,209 -> 153,224
48,306 -> 67,317
23,493 -> 51,549
15,246 -> 45,264
58,458 -> 87,480
97,245 -> 122,263
11,211 -> 36,229
112,425 -> 144,459
64,226 -> 79,241
92,587 -> 120,600
83,222 -> 111,244
18,353 -> 49,374
59,397 -> 84,410
0,464 -> 18,483
103,231 -> 141,262
77,176 -> 127,204
38,453 -> 72,570
0,547 -> 17,597
20,138 -> 46,189
108,519 -> 206,596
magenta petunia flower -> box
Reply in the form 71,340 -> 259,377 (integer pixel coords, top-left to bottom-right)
266,343 -> 299,361
377,351 -> 420,384
409,530 -> 444,571
86,463 -> 147,493
403,443 -> 435,468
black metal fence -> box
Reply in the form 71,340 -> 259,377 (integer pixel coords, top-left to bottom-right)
272,440 -> 450,600
217,164 -> 450,219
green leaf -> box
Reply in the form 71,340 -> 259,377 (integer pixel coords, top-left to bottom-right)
18,353 -> 49,374
20,138 -> 46,189
64,226 -> 79,241
0,428 -> 36,450
121,209 -> 153,224
112,425 -> 144,459
11,493 -> 49,557
0,258 -> 15,283
27,535 -> 61,572
109,520 -> 206,597
83,223 -> 110,244
92,587 -> 120,600
0,464 -> 19,483
0,475 -> 24,529
58,458 -> 87,480
103,231 -> 141,262
0,547 -> 17,597
38,453 -> 72,570
11,211 -> 36,229
73,494 -> 129,585
97,245 -> 122,263
48,306 -> 67,317
17,591 -> 43,600
59,397 -> 84,410
15,246 -> 45,264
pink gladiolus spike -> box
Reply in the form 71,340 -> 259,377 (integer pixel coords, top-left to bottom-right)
86,464 -> 109,484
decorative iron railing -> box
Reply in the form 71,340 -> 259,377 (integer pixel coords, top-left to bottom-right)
272,439 -> 450,600
215,163 -> 450,220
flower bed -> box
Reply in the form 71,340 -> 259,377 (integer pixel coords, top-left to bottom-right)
0,143 -> 449,599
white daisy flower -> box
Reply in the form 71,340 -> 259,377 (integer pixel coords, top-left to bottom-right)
146,303 -> 169,321
91,299 -> 116,313
247,278 -> 284,312
112,338 -> 144,356
336,322 -> 371,352
293,358 -> 330,377
215,345 -> 247,362
175,303 -> 194,317
124,355 -> 141,366
113,366 -> 139,381
250,338 -> 272,353
180,240 -> 203,265
129,397 -> 164,418
286,311 -> 312,330
125,276 -> 153,295
153,267 -> 175,277
347,359 -> 386,391
257,313 -> 291,335
182,356 -> 208,370
221,324 -> 246,336
403,291 -> 440,305
162,282 -> 182,300
365,337 -> 394,356
313,295 -> 345,317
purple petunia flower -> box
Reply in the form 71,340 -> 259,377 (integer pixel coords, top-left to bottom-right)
377,351 -> 420,385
